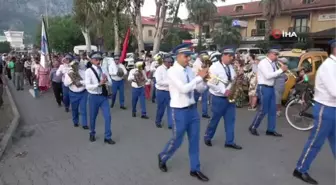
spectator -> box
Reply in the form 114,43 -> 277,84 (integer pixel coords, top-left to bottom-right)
24,57 -> 33,86
248,54 -> 262,111
14,58 -> 25,90
8,57 -> 15,85
0,61 -> 5,108
274,57 -> 288,116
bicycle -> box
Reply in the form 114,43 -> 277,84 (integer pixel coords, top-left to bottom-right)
285,82 -> 315,131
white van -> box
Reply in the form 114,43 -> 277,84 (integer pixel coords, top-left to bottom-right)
236,47 -> 265,55
73,45 -> 98,55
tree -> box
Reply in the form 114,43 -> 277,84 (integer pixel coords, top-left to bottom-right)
35,16 -> 85,53
152,0 -> 168,55
73,0 -> 94,53
186,0 -> 217,52
0,42 -> 11,53
211,16 -> 241,48
109,0 -> 127,54
260,0 -> 283,41
160,28 -> 193,51
126,0 -> 145,55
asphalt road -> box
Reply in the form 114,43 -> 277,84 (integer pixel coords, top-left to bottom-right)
0,82 -> 334,185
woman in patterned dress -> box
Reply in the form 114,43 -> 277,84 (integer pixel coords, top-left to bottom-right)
248,54 -> 261,111
233,59 -> 246,108
36,61 -> 50,92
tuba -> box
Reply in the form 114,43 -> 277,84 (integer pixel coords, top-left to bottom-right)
201,54 -> 212,68
134,65 -> 146,87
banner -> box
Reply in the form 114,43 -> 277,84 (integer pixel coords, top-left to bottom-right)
40,17 -> 49,68
120,28 -> 131,64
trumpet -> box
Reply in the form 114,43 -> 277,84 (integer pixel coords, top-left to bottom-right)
276,62 -> 297,79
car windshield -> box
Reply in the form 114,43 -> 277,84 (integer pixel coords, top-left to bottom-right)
282,56 -> 300,70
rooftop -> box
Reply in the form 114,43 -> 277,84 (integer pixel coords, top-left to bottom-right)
217,0 -> 336,17
141,16 -> 196,31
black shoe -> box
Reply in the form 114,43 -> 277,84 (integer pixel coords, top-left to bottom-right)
293,169 -> 318,185
168,127 -> 172,130
65,108 -> 69,112
202,114 -> 211,119
110,104 -> 114,108
204,140 -> 212,147
225,143 -> 243,150
21,88 -> 24,91
58,103 -> 62,107
156,124 -> 162,128
120,106 -> 127,110
82,126 -> 89,130
141,115 -> 149,119
190,171 -> 209,182
89,135 -> 96,142
16,88 -> 20,91
104,139 -> 116,145
249,127 -> 259,136
158,154 -> 167,172
152,100 -> 155,103
74,124 -> 79,127
266,131 -> 283,137
132,112 -> 136,117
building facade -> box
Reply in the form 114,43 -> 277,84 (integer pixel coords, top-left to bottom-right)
4,31 -> 25,50
200,0 -> 336,48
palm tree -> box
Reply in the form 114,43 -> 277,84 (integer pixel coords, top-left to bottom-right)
260,0 -> 283,41
211,16 -> 241,48
186,0 -> 217,51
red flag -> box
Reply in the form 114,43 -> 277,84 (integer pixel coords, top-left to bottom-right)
120,28 -> 131,64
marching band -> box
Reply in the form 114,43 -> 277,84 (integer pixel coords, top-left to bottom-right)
4,40 -> 334,184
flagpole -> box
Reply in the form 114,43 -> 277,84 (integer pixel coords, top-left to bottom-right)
41,15 -> 52,67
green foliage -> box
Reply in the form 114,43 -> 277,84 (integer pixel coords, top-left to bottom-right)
35,16 -> 85,53
211,16 -> 241,47
0,42 -> 11,53
160,28 -> 193,52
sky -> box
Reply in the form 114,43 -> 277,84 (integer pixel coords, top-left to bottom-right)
141,0 -> 260,19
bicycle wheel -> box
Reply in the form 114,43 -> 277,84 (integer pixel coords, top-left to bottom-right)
285,98 -> 314,131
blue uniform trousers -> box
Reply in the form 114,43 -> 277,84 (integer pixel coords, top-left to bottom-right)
194,89 -> 209,116
204,95 -> 236,145
155,90 -> 172,127
111,79 -> 125,107
62,83 -> 70,108
69,90 -> 88,126
296,102 -> 335,173
250,85 -> 277,132
132,87 -> 146,115
152,78 -> 156,102
159,105 -> 201,171
89,94 -> 112,139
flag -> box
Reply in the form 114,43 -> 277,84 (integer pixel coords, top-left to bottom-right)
120,28 -> 131,64
40,17 -> 49,68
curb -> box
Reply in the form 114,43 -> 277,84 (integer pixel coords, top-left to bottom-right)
0,85 -> 20,159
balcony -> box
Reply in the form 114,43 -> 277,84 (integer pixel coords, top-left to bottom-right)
288,26 -> 310,33
251,29 -> 266,36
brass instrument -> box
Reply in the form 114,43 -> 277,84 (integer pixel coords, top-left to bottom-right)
227,78 -> 237,103
134,65 -> 146,87
68,70 -> 84,88
116,66 -> 124,77
206,74 -> 230,87
200,54 -> 212,68
276,61 -> 297,79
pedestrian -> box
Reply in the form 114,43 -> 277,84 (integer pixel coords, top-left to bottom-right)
24,57 -> 33,86
274,57 -> 288,116
50,61 -> 63,106
248,49 -> 288,137
233,58 -> 246,108
64,60 -> 88,129
109,54 -> 127,109
14,58 -> 25,90
248,55 -> 263,111
293,40 -> 336,185
0,59 -> 6,108
85,52 -> 115,144
36,62 -> 50,92
158,43 -> 209,182
154,56 -> 173,129
56,54 -> 72,112
204,48 -> 243,150
8,57 -> 15,85
127,60 -> 150,119
192,51 -> 211,118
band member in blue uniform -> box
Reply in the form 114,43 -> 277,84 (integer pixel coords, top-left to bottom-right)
192,51 -> 210,118
204,48 -> 242,150
63,60 -> 88,129
109,55 -> 127,109
56,54 -> 72,112
128,60 -> 150,119
293,40 -> 336,185
158,43 -> 209,182
248,49 -> 288,137
85,52 -> 115,145
154,56 -> 173,129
